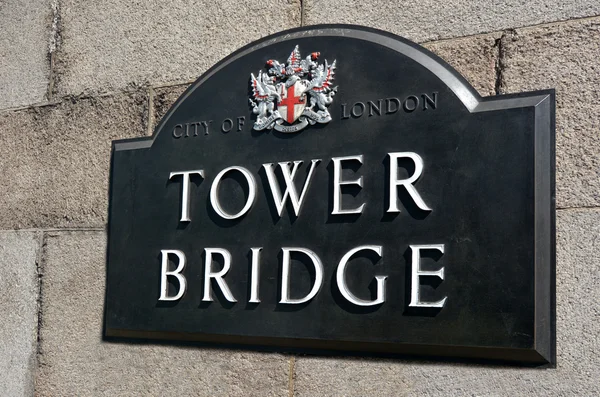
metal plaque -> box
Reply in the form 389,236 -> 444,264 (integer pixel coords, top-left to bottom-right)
105,25 -> 555,365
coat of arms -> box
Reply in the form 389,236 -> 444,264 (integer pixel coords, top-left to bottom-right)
249,45 -> 337,133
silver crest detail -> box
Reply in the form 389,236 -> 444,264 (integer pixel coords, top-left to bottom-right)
249,45 -> 337,133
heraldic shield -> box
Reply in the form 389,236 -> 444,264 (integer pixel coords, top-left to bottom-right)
278,81 -> 307,124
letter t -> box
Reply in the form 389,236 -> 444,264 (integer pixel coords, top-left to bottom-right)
169,170 -> 204,222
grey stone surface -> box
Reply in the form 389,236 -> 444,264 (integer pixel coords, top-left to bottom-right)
0,0 -> 52,109
152,84 -> 189,132
0,232 -> 40,397
424,33 -> 500,96
36,231 -> 290,397
294,208 -> 600,396
54,0 -> 301,97
502,18 -> 600,208
0,92 -> 148,229
304,0 -> 600,43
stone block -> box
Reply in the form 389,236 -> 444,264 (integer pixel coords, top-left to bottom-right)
0,92 -> 148,229
304,0 -> 600,42
0,0 -> 52,109
424,33 -> 500,96
54,0 -> 301,97
502,18 -> 600,208
0,232 -> 40,397
36,231 -> 289,396
293,208 -> 600,396
152,84 -> 189,132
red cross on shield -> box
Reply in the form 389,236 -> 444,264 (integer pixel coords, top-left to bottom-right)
278,81 -> 307,124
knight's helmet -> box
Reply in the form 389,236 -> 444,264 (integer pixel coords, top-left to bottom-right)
285,45 -> 302,75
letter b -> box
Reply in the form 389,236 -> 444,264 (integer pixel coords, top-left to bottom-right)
158,250 -> 187,301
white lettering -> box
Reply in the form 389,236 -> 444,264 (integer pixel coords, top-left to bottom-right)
203,248 -> 237,302
209,166 -> 257,219
280,247 -> 324,304
263,160 -> 321,217
409,244 -> 447,308
249,247 -> 262,303
169,170 -> 204,222
332,155 -> 365,215
158,249 -> 187,301
388,152 -> 431,213
336,245 -> 386,306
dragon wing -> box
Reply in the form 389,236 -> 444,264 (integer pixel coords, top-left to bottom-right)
250,71 -> 269,100
287,45 -> 302,70
308,59 -> 336,92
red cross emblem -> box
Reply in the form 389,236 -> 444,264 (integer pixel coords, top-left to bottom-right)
278,81 -> 306,124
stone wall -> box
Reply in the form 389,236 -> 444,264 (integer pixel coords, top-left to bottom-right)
0,1 -> 598,395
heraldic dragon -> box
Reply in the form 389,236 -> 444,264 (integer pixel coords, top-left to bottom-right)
249,45 -> 337,133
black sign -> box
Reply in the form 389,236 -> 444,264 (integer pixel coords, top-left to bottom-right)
105,25 -> 555,365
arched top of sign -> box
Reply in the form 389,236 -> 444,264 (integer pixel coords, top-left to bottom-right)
113,24 -> 552,151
